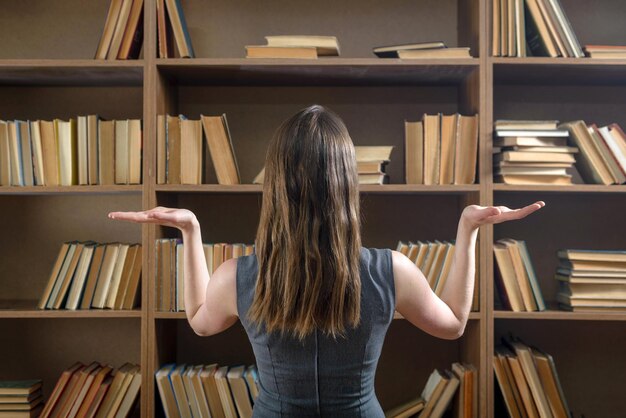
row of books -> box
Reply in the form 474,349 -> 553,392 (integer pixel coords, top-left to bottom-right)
494,238 -> 546,312
386,362 -> 477,418
556,249 -> 626,312
492,0 -> 583,58
156,363 -> 259,418
494,119 -> 626,186
0,118 -> 142,187
0,380 -> 43,418
157,114 -> 240,186
562,121 -> 626,186
396,240 -> 456,297
38,242 -> 142,311
156,239 -> 254,312
252,146 -> 395,185
42,362 -> 141,418
96,0 -> 144,60
405,113 -> 479,185
493,120 -> 576,185
494,339 -> 570,418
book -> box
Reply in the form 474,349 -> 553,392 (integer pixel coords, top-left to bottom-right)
404,121 -> 423,184
419,369 -> 449,417
373,41 -> 446,58
0,122 -> 11,186
180,119 -> 203,184
201,114 -> 241,185
245,45 -> 318,59
166,115 -> 181,184
98,120 -> 116,185
440,114 -> 458,185
384,396 -> 425,417
423,113 -> 440,185
164,0 -> 195,58
155,364 -> 178,418
454,114 -> 479,184
398,48 -> 471,59
106,0 -> 134,60
265,35 -> 340,56
117,0 -> 144,60
494,242 -> 525,311
227,366 -> 253,418
95,0 -> 124,59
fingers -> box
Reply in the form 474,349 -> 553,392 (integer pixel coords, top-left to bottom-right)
146,210 -> 179,223
491,201 -> 546,223
108,211 -> 161,224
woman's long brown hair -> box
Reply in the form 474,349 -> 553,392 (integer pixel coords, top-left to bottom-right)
248,105 -> 362,340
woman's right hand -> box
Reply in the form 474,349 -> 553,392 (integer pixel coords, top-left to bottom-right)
108,206 -> 199,233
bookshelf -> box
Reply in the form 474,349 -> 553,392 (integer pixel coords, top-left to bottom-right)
0,0 -> 624,417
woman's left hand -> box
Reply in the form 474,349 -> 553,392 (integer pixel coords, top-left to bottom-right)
461,201 -> 545,229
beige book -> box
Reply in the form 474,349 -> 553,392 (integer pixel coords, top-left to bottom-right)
94,363 -> 134,418
398,48 -> 471,58
213,243 -> 224,273
176,243 -> 184,311
7,122 -> 23,185
440,114 -> 459,184
170,365 -> 192,418
511,342 -> 554,418
166,115 -> 181,184
44,242 -> 77,309
246,45 -> 318,59
114,120 -> 129,184
190,365 -> 212,418
65,244 -> 96,310
51,242 -> 85,309
494,243 -> 525,311
182,368 -> 201,418
215,367 -> 237,418
113,367 -> 141,418
105,244 -> 130,309
265,35 -> 340,56
201,114 -> 241,185
98,120 -> 116,185
494,137 -> 567,147
492,0 -> 500,56
56,119 -> 78,186
227,366 -> 253,418
501,240 -> 538,311
0,122 -> 11,186
87,116 -> 100,185
560,120 -> 613,185
38,243 -> 71,309
29,121 -> 44,185
121,245 -> 143,310
425,242 -> 447,289
80,244 -> 106,309
113,245 -> 139,309
157,115 -> 166,184
430,370 -> 460,418
128,119 -> 142,184
92,244 -> 121,308
66,362 -> 101,418
385,396 -> 424,418
495,174 -> 572,185
501,0 -> 509,56
106,0 -> 133,60
454,114 -> 479,184
405,121 -> 423,184
532,349 -> 570,418
77,116 -> 89,185
95,0 -> 124,59
493,353 -> 522,418
200,364 -> 225,418
180,118 -> 203,184
419,369 -> 449,417
423,114 -> 440,185
434,244 -> 455,296
507,353 -> 539,418
525,0 -> 559,57
204,243 -> 214,277
155,364 -> 178,418
355,146 -> 394,162
414,242 -> 429,270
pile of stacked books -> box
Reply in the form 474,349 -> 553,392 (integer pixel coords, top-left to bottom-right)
493,238 -> 546,312
0,380 -> 43,418
373,41 -> 471,58
156,364 -> 259,418
385,362 -> 477,418
354,146 -> 393,185
246,35 -> 340,59
493,120 -> 577,185
556,249 -> 626,312
494,339 -> 570,418
583,45 -> 626,59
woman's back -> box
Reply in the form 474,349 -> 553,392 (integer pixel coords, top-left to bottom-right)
237,247 -> 395,417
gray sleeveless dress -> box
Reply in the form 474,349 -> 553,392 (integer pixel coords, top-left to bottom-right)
236,247 -> 396,417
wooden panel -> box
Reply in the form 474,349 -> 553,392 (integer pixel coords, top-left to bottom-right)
0,61 -> 143,86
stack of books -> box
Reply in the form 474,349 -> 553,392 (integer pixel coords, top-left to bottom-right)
373,42 -> 471,58
38,241 -> 142,311
0,117 -> 142,187
156,363 -> 259,418
156,239 -> 254,312
405,113 -> 479,185
494,339 -> 570,418
95,0 -> 144,60
41,362 -> 141,418
556,249 -> 626,312
0,380 -> 43,418
157,114 -> 240,185
493,239 -> 545,312
560,121 -> 626,185
252,145 -> 393,185
157,0 -> 195,58
583,45 -> 626,59
492,0 -> 583,57
493,120 -> 576,185
386,363 -> 477,418
396,241 -> 456,296
246,35 -> 340,59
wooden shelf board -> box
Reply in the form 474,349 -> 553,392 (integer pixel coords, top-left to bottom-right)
155,311 -> 482,321
156,58 -> 479,86
492,57 -> 626,85
155,184 -> 480,194
0,300 -> 142,318
0,59 -> 144,86
494,309 -> 626,321
0,185 -> 143,195
493,184 -> 626,193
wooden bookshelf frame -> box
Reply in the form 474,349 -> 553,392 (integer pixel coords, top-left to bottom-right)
0,1 -> 625,417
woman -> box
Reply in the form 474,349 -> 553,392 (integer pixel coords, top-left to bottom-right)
109,105 -> 544,417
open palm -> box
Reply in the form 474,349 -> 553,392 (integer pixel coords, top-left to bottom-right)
462,201 -> 545,229
108,206 -> 197,232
